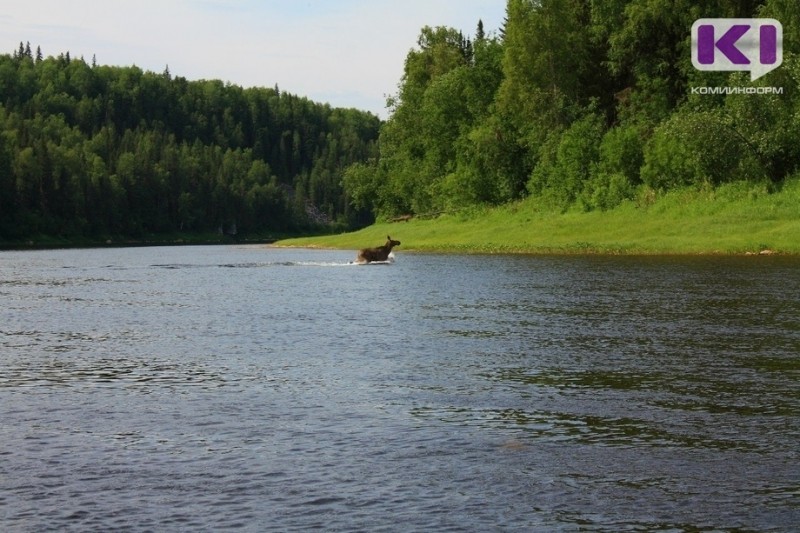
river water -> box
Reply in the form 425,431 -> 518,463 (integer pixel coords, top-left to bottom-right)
1,245 -> 798,531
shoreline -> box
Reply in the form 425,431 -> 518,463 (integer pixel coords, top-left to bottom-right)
2,236 -> 794,257
5,181 -> 799,256
270,242 -> 791,257
275,182 -> 800,257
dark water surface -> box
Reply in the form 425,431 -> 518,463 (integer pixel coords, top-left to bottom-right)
1,245 -> 798,531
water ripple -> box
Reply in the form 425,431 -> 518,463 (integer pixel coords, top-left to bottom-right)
1,247 -> 798,532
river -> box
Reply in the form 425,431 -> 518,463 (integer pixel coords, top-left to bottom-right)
1,245 -> 798,531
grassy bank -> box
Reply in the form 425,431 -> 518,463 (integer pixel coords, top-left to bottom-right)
276,180 -> 800,255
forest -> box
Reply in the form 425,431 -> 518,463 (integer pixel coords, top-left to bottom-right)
0,43 -> 380,241
345,0 -> 800,219
2,0 -> 799,244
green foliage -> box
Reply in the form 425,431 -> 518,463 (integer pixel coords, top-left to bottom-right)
580,124 -> 644,210
498,0 -> 599,134
341,1 -> 800,222
0,48 -> 380,241
641,108 -> 765,190
597,124 -> 645,185
582,172 -> 636,211
7,0 -> 800,241
528,112 -> 605,207
606,0 -> 697,122
722,58 -> 800,181
760,0 -> 800,56
369,24 -> 504,216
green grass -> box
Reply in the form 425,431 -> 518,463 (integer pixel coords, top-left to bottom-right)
276,180 -> 800,255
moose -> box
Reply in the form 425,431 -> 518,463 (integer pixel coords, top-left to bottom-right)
356,236 -> 401,264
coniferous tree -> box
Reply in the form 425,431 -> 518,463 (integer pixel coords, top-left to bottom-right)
0,43 -> 381,241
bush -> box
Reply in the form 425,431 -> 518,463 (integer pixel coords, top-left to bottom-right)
581,125 -> 644,210
582,172 -> 636,211
641,109 -> 764,190
528,112 -> 604,207
596,124 -> 644,184
723,62 -> 800,181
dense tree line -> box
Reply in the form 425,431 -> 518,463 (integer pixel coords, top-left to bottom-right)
0,45 -> 380,240
4,0 -> 798,241
345,0 -> 800,218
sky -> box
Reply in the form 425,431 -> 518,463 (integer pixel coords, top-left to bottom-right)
0,0 -> 506,119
